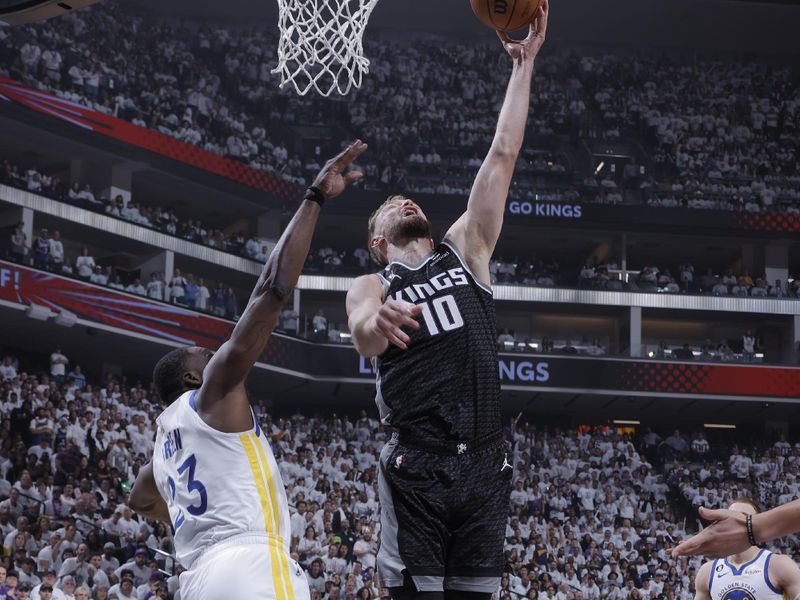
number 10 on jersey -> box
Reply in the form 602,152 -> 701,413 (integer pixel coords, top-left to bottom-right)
418,294 -> 464,336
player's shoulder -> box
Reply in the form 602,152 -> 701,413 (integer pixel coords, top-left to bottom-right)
155,390 -> 194,427
767,551 -> 797,573
763,551 -> 798,591
347,273 -> 385,301
695,560 -> 713,589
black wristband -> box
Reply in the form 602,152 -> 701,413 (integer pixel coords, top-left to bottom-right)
745,513 -> 758,546
304,186 -> 326,207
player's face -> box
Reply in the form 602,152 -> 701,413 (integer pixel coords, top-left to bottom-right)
380,197 -> 429,230
184,346 -> 214,387
372,197 -> 432,253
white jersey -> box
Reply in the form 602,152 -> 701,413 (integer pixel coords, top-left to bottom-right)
152,390 -> 291,570
707,548 -> 784,600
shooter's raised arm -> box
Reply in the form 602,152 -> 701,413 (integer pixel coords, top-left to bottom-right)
446,0 -> 548,286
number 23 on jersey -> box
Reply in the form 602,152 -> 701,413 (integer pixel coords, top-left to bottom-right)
166,453 -> 208,529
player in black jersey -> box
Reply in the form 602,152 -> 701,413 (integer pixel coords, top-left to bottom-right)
346,6 -> 548,600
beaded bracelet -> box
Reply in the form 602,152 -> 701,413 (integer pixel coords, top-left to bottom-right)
745,513 -> 758,547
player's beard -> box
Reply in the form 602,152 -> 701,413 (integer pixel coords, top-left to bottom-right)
384,214 -> 432,247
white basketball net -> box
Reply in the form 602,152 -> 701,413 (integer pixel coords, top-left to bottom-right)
272,0 -> 380,97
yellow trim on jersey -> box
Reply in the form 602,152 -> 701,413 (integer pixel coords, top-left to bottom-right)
251,432 -> 297,600
241,433 -> 287,600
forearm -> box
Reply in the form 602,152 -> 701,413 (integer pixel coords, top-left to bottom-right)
350,311 -> 388,359
754,498 -> 800,542
346,277 -> 391,358
492,59 -> 535,157
256,199 -> 321,305
132,499 -> 171,524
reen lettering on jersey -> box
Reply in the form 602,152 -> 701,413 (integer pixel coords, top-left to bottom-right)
162,428 -> 183,461
393,267 -> 469,302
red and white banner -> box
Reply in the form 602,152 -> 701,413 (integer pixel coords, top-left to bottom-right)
0,261 -> 306,371
2,261 -> 798,398
0,78 -> 302,202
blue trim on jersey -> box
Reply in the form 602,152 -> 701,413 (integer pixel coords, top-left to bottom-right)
725,548 -> 765,576
763,552 -> 782,594
708,559 -> 717,593
188,389 -> 198,412
252,409 -> 261,437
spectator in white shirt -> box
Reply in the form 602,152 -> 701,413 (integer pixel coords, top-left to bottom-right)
48,230 -> 64,271
74,248 -> 95,279
691,432 -> 709,456
50,348 -> 68,383
145,273 -> 165,301
280,307 -> 299,334
742,329 -> 756,361
312,310 -> 328,342
769,279 -> 787,297
194,277 -> 210,310
168,269 -> 187,304
89,265 -> 108,286
77,184 -> 101,206
0,356 -> 17,381
124,279 -> 146,296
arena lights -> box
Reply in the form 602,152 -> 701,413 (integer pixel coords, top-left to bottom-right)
703,423 -> 737,429
612,420 -> 641,425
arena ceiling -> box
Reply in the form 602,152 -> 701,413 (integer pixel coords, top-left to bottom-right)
131,0 -> 800,54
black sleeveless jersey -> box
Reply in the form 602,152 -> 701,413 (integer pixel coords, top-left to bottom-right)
372,239 -> 500,442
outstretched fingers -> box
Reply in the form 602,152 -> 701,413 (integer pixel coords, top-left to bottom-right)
670,537 -> 699,558
344,171 -> 364,185
536,0 -> 550,36
334,139 -> 368,171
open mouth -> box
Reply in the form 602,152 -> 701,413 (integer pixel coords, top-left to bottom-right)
402,207 -> 417,217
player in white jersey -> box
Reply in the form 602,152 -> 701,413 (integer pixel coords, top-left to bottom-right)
694,499 -> 800,600
128,141 -> 368,600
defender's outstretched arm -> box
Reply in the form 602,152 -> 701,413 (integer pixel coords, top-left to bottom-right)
130,142 -> 367,523
197,141 -> 367,432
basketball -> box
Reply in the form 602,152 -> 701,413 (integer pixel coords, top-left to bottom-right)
470,0 -> 544,31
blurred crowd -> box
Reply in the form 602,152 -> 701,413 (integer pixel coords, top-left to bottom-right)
0,2 -> 797,211
487,255 -> 800,300
1,158 -> 265,265
3,221 -> 241,320
1,348 -> 800,599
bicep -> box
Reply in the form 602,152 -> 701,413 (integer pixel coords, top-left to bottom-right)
694,564 -> 712,599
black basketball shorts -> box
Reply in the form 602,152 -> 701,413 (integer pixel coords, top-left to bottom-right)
376,431 -> 513,594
